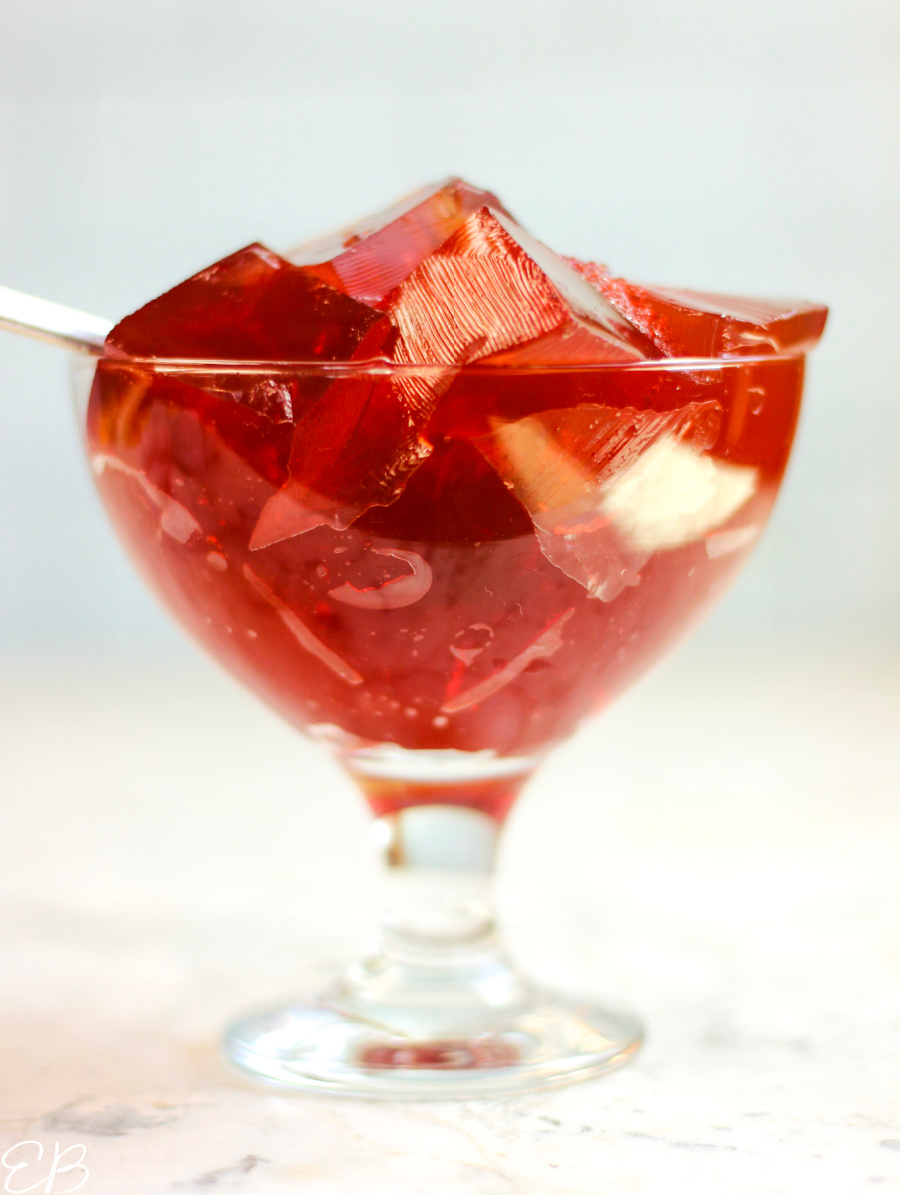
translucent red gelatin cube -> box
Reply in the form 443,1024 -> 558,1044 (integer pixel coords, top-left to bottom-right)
250,372 -> 436,545
89,363 -> 294,491
476,402 -> 723,525
285,177 -> 512,305
390,207 -> 653,371
473,400 -> 761,601
568,259 -> 829,357
106,243 -> 391,362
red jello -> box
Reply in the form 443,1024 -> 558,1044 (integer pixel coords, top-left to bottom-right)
87,356 -> 807,815
567,258 -> 828,358
251,208 -> 656,547
389,208 -> 653,369
86,180 -> 826,821
285,177 -> 511,304
108,242 -> 393,363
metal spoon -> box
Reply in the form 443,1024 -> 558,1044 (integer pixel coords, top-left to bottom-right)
0,284 -> 113,355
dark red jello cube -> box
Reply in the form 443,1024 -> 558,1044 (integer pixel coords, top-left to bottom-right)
106,242 -> 392,363
567,259 -> 828,358
249,370 -> 437,545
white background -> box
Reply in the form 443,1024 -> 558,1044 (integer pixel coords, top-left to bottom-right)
0,0 -> 897,662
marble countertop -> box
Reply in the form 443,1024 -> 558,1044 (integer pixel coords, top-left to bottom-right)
1,639 -> 899,1194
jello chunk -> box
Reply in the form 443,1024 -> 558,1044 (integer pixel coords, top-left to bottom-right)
249,372 -> 435,544
106,243 -> 392,362
285,178 -> 511,305
568,260 -> 828,358
390,208 -> 654,373
475,401 -> 758,600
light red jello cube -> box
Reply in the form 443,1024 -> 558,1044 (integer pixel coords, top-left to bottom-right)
251,208 -> 655,548
285,178 -> 511,306
568,259 -> 828,358
473,399 -> 760,601
390,207 -> 654,370
106,242 -> 392,362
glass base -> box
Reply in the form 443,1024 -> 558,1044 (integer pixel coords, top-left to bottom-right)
224,957 -> 642,1098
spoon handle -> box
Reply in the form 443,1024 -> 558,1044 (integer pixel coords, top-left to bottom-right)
0,284 -> 113,355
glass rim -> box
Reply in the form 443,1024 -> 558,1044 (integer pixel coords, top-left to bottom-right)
80,351 -> 807,377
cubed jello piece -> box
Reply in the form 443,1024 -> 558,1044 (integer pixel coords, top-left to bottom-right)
285,178 -> 511,306
106,243 -> 392,362
568,259 -> 828,358
250,372 -> 434,545
475,401 -> 758,600
390,208 -> 654,375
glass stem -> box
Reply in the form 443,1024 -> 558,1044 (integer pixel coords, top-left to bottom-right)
370,805 -> 501,966
330,805 -> 530,1042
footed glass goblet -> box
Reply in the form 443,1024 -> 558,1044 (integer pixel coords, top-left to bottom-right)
74,349 -> 806,1097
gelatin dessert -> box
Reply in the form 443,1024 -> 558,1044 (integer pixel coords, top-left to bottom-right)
88,178 -> 826,821
81,177 -> 826,1096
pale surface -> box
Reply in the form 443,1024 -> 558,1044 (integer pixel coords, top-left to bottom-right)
1,642 -> 899,1193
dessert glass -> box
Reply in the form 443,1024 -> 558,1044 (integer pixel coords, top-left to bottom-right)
72,349 -> 805,1097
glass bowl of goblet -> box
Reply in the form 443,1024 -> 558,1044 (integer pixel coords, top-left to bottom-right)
72,348 -> 805,1098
